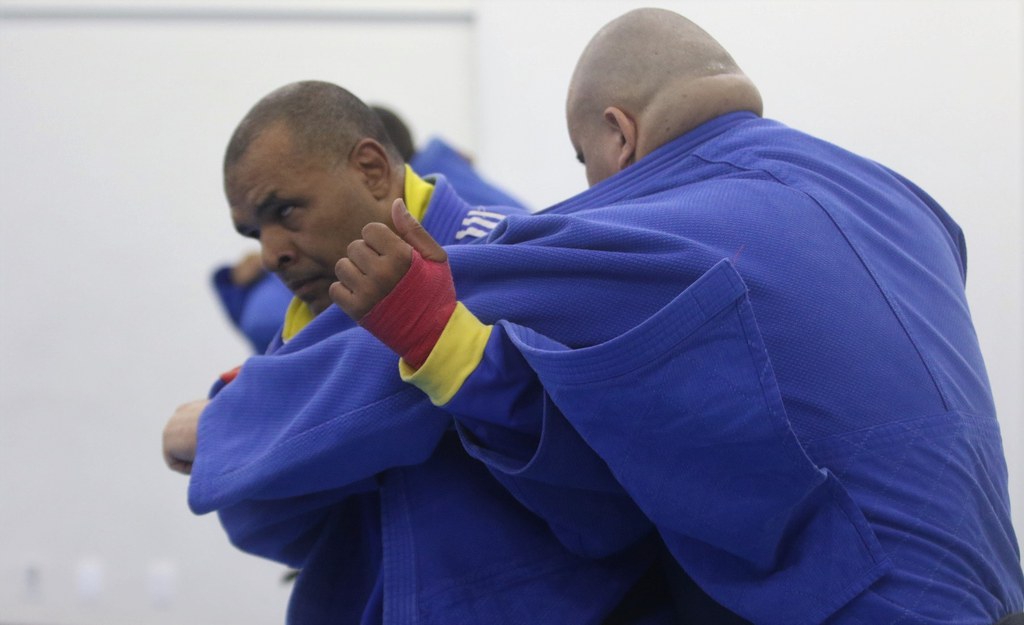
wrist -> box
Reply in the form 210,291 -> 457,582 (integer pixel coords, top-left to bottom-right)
359,249 -> 457,368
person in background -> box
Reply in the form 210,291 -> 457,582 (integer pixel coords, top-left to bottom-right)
210,104 -> 527,353
210,252 -> 292,353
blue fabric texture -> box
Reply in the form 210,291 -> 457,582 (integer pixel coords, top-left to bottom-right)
451,112 -> 1022,623
411,137 -> 528,209
192,114 -> 1023,624
212,139 -> 527,353
196,178 -> 655,624
492,261 -> 889,625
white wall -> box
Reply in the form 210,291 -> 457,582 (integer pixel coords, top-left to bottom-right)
0,2 -> 476,624
0,1 -> 1021,624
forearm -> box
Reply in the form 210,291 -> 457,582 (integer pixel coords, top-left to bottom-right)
400,310 -> 652,557
400,304 -> 541,458
330,203 -> 654,556
188,320 -> 450,514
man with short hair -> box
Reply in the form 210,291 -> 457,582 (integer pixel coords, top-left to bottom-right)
210,102 -> 527,353
332,8 -> 1024,625
164,80 -> 666,624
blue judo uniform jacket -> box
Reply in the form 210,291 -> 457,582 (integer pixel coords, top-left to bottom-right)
191,113 -> 1023,624
195,177 -> 665,624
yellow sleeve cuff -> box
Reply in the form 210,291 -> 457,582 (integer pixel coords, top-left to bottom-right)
399,302 -> 492,406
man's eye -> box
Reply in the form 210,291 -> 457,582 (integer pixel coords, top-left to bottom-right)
576,152 -> 585,165
277,205 -> 294,219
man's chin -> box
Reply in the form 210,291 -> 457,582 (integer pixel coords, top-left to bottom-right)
306,297 -> 330,316
290,280 -> 330,315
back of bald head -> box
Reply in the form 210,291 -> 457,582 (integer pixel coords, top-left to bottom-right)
568,8 -> 763,157
224,80 -> 401,174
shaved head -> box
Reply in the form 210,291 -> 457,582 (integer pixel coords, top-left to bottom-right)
567,9 -> 762,183
225,80 -> 401,175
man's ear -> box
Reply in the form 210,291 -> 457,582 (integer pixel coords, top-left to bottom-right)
348,138 -> 393,200
603,106 -> 637,171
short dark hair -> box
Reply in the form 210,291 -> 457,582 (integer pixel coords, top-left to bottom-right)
371,105 -> 415,162
224,80 -> 401,172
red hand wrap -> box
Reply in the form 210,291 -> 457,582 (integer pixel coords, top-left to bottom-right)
219,365 -> 242,385
359,249 -> 457,369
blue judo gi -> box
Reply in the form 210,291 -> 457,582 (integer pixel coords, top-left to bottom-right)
192,113 -> 1023,624
195,176 -> 665,624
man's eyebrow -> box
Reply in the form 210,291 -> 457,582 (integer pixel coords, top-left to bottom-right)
231,191 -> 278,238
254,191 -> 281,219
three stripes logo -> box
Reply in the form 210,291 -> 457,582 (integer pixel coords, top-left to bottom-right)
455,209 -> 508,241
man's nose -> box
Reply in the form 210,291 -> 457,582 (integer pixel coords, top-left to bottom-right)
260,226 -> 295,272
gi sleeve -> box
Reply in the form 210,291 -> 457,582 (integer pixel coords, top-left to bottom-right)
216,480 -> 376,568
496,260 -> 890,625
399,301 -> 654,558
188,315 -> 451,515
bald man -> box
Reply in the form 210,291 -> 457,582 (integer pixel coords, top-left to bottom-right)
330,8 -> 1023,625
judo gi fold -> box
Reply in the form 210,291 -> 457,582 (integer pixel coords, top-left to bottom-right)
191,112 -> 1023,624
487,260 -> 888,625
